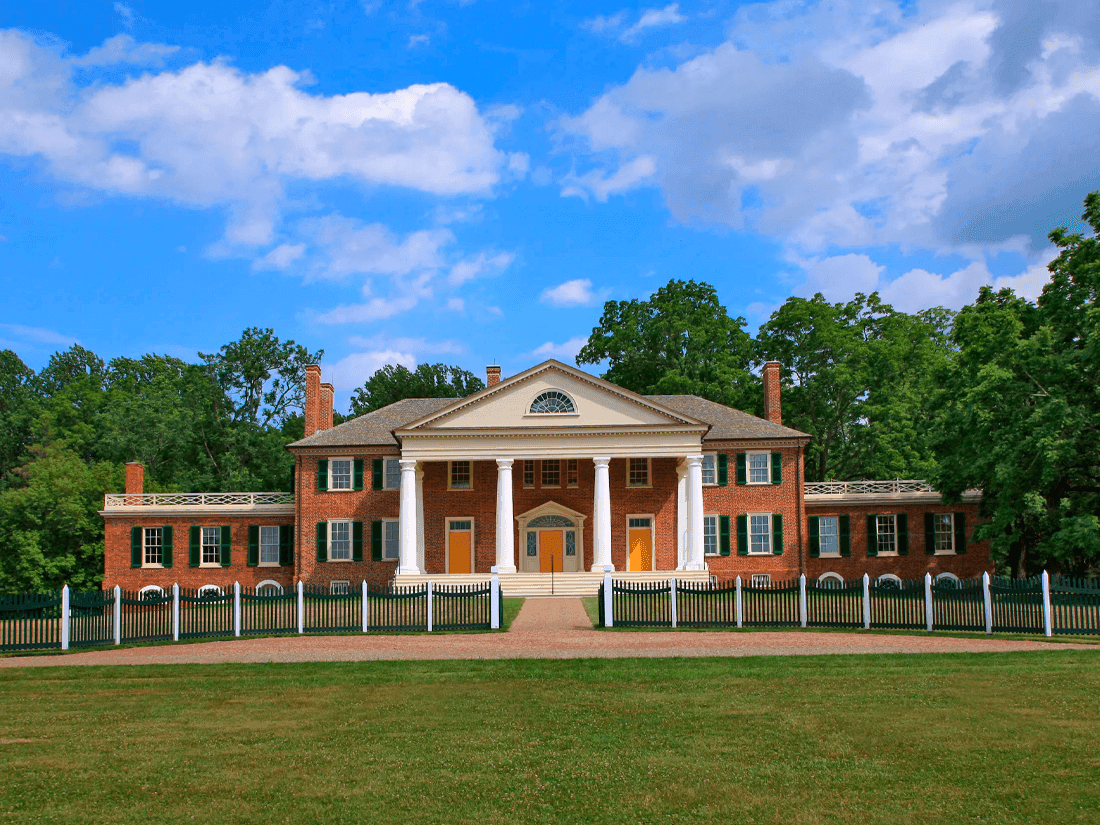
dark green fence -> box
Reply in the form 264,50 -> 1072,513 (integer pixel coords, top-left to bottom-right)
869,578 -> 925,629
119,588 -> 174,643
742,578 -> 800,627
0,591 -> 62,651
1050,576 -> 1100,635
303,586 -> 361,633
69,590 -> 115,647
369,585 -> 428,632
611,580 -> 672,627
432,583 -> 493,630
932,577 -> 985,631
678,579 -> 738,627
990,577 -> 1044,633
179,587 -> 235,640
241,587 -> 297,636
806,580 -> 863,628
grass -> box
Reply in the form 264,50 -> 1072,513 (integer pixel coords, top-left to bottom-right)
1,652 -> 1098,823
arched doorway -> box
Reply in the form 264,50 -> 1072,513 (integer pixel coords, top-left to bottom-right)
516,502 -> 587,573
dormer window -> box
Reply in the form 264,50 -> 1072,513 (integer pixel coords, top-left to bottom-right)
529,390 -> 575,414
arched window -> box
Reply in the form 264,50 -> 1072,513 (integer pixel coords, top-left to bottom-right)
256,580 -> 283,595
528,515 -> 576,528
817,572 -> 845,589
934,572 -> 960,588
529,390 -> 575,414
198,584 -> 223,599
138,584 -> 164,601
876,573 -> 902,588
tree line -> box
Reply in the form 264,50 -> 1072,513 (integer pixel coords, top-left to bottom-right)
1,194 -> 1096,591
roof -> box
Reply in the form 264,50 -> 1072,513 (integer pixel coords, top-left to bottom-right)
288,391 -> 810,449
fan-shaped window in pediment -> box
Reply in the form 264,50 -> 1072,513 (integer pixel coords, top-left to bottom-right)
528,515 -> 575,528
530,390 -> 575,414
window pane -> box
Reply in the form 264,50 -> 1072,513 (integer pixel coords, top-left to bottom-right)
144,527 -> 162,565
385,459 -> 401,490
450,461 -> 471,489
628,517 -> 651,528
541,460 -> 560,487
701,455 -> 716,485
260,525 -> 279,564
748,453 -> 769,483
526,532 -> 537,557
330,521 -> 351,560
877,515 -> 896,554
202,526 -> 220,564
751,574 -> 771,587
934,514 -> 954,552
819,517 -> 838,555
703,515 -> 717,555
523,460 -> 534,487
750,515 -> 771,554
330,459 -> 352,489
628,458 -> 649,486
565,531 -> 576,556
385,521 -> 399,560
567,459 -> 578,487
331,581 -> 350,595
530,391 -> 575,414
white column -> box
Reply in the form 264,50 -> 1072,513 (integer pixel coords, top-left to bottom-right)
676,464 -> 688,570
495,459 -> 517,573
685,454 -> 705,571
398,459 -> 420,575
415,465 -> 426,572
592,457 -> 613,571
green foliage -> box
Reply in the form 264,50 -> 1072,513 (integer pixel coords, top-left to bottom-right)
0,350 -> 37,489
349,363 -> 484,416
577,279 -> 755,409
932,192 -> 1100,576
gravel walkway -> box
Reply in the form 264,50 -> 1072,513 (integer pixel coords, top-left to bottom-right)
1,598 -> 1094,668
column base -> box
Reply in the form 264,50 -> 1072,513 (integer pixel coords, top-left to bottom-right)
397,565 -> 421,576
591,564 -> 615,572
683,562 -> 706,572
495,564 -> 517,574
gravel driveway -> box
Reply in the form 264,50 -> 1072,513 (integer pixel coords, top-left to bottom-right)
1,598 -> 1093,668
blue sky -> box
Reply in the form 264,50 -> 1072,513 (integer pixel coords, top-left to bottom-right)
2,1 -> 1099,409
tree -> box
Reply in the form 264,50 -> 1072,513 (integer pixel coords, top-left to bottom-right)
931,192 -> 1100,577
0,350 -> 38,488
349,363 -> 485,416
576,279 -> 755,409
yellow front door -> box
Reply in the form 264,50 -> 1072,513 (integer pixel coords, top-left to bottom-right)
448,529 -> 472,574
539,531 -> 564,573
628,527 -> 653,571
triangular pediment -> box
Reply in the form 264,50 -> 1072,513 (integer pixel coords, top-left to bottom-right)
398,361 -> 705,432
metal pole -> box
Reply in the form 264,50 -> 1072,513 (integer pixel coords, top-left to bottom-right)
60,585 -> 70,651
735,575 -> 743,629
1041,570 -> 1052,637
862,573 -> 871,630
670,577 -> 678,629
113,585 -> 121,645
924,572 -> 933,632
982,571 -> 992,634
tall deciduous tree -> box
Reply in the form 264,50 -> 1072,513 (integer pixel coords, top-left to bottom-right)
350,363 -> 485,415
0,350 -> 38,489
577,279 -> 755,409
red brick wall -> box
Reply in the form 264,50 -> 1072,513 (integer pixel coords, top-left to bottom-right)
103,514 -> 295,592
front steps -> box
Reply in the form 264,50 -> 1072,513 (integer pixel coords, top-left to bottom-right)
392,570 -> 713,597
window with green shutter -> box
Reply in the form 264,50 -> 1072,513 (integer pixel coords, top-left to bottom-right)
924,513 -> 936,554
735,453 -> 747,485
353,459 -> 364,491
352,521 -> 363,561
717,453 -> 728,486
954,512 -> 967,554
317,459 -> 329,491
839,515 -> 851,556
162,526 -> 173,568
772,514 -> 783,555
316,522 -> 327,562
131,526 -> 142,568
372,458 -> 383,490
371,520 -> 383,561
808,516 -> 820,557
248,525 -> 260,566
770,452 -> 782,485
219,525 -> 231,566
719,515 -> 731,556
278,525 -> 294,566
897,513 -> 908,555
189,526 -> 200,567
866,515 -> 878,556
736,514 -> 748,554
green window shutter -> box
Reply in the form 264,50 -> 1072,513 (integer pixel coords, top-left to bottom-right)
317,459 -> 328,491
924,513 -> 935,555
352,521 -> 364,562
770,452 -> 782,485
808,516 -> 820,558
772,514 -> 783,555
866,515 -> 878,556
248,525 -> 259,567
353,459 -> 364,491
897,513 -> 908,555
316,522 -> 327,562
279,525 -> 294,566
719,515 -> 731,556
162,526 -> 173,568
189,526 -> 200,567
736,515 -> 748,555
219,525 -> 231,567
131,526 -> 142,568
839,515 -> 851,557
954,512 -> 967,554
371,520 -> 383,561
372,459 -> 384,490
717,454 -> 728,486
735,453 -> 747,485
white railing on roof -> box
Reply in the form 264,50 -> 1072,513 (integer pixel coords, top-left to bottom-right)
803,480 -> 936,496
104,492 -> 295,508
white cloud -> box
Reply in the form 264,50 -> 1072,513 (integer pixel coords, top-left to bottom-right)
583,5 -> 686,44
562,155 -> 656,202
315,295 -> 421,324
0,322 -> 78,347
252,243 -> 305,271
74,34 -> 179,67
302,216 -> 453,279
447,251 -> 514,286
327,349 -> 417,390
114,3 -> 134,26
582,12 -> 627,36
346,334 -> 465,357
525,336 -> 588,362
408,34 -> 430,48
793,254 -> 885,303
540,278 -> 598,307
445,297 -> 465,312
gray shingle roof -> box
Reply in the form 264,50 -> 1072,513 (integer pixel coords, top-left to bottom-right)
288,393 -> 810,449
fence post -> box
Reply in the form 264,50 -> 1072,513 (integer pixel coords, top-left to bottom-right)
367,580 -> 376,633
924,572 -> 933,632
990,572 -> 998,638
603,565 -> 613,628
862,573 -> 871,630
60,584 -> 70,651
233,582 -> 241,637
1041,570 -> 1052,637
172,583 -> 180,642
427,580 -> 434,632
113,584 -> 121,645
670,577 -> 678,629
735,575 -> 743,629
297,580 -> 304,635
799,573 -> 807,628
490,567 -> 500,630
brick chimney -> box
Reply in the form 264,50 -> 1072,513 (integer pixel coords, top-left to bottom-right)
125,462 -> 144,505
486,365 -> 501,387
762,361 -> 782,425
304,364 -> 322,437
320,382 -> 334,431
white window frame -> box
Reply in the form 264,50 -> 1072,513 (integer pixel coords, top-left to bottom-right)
198,584 -> 223,598
328,456 -> 353,491
701,453 -> 718,486
382,519 -> 400,561
200,526 -> 221,568
817,572 -> 844,588
876,514 -> 898,556
259,525 -> 280,567
625,514 -> 655,571
138,584 -> 164,597
876,573 -> 902,586
751,574 -> 771,588
526,389 -> 578,416
328,519 -> 352,562
448,460 -> 473,491
627,457 -> 651,488
445,517 -> 476,574
748,512 -> 772,555
383,458 -> 401,491
935,572 -> 960,586
747,451 -> 771,485
330,580 -> 350,595
933,513 -> 956,555
703,513 -> 719,557
143,526 -> 163,568
256,580 -> 283,595
818,516 -> 840,556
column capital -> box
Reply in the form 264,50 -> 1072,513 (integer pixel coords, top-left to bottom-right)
496,458 -> 514,469
685,454 -> 704,467
592,456 -> 611,467
399,458 -> 418,471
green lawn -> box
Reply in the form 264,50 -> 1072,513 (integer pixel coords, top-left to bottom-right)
1,652 -> 1098,823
